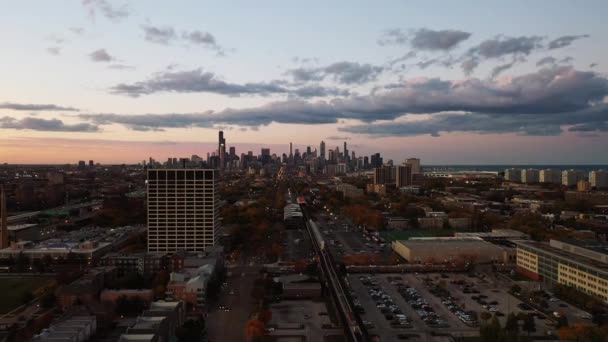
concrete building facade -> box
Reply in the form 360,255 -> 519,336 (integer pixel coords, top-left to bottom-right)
147,169 -> 219,252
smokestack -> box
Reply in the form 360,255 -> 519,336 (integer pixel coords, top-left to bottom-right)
1,185 -> 7,249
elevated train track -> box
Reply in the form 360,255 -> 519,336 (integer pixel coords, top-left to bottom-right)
289,177 -> 369,342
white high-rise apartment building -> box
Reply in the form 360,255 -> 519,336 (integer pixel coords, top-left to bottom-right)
147,169 -> 219,252
562,170 -> 584,187
539,169 -> 561,184
590,170 -> 608,189
521,169 -> 539,184
504,168 -> 522,182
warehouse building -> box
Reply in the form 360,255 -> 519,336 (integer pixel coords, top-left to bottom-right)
514,239 -> 608,302
392,237 -> 513,264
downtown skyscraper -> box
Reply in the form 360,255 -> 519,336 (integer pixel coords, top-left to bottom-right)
218,131 -> 226,169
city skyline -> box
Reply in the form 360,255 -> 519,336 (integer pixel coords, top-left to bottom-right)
2,1 -> 608,164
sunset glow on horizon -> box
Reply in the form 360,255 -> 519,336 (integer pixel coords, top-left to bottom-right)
1,0 -> 608,164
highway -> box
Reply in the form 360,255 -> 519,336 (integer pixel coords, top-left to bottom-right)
7,200 -> 102,223
289,177 -> 369,342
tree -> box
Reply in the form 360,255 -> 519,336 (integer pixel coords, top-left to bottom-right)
556,314 -> 569,329
32,258 -> 45,273
480,315 -> 501,342
522,313 -> 536,336
20,291 -> 34,305
114,296 -> 146,316
505,312 -> 519,336
479,311 -> 492,322
40,292 -> 57,309
258,309 -> 272,324
244,319 -> 265,341
176,319 -> 206,342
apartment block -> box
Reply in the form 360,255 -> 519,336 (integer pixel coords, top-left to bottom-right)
147,169 -> 219,252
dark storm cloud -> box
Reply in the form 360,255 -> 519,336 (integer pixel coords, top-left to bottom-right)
110,68 -> 347,98
82,0 -> 129,21
0,102 -> 78,111
379,28 -> 471,50
89,48 -> 114,62
288,62 -> 383,84
142,25 -> 176,44
0,117 -> 99,132
90,67 -> 608,134
548,35 -> 589,49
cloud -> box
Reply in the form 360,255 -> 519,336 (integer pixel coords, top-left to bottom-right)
490,57 -> 524,79
548,35 -> 589,49
87,67 -> 608,134
410,28 -> 471,50
108,64 -> 135,70
326,136 -> 351,140
536,56 -> 557,67
182,30 -> 225,54
379,28 -> 471,50
89,48 -> 115,62
110,68 -> 288,97
69,27 -> 85,35
82,0 -> 129,21
341,104 -> 608,137
460,58 -> 479,76
288,61 -> 383,84
590,63 -> 598,68
0,102 -> 78,111
470,35 -> 543,59
0,117 -> 99,132
142,25 -> 176,44
110,68 -> 346,98
459,35 -> 542,74
388,51 -> 417,67
141,25 -> 226,54
47,47 -> 61,55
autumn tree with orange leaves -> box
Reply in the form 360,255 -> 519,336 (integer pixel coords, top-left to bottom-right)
244,319 -> 265,342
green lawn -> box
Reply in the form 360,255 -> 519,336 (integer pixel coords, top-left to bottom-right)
0,277 -> 51,314
381,229 -> 457,242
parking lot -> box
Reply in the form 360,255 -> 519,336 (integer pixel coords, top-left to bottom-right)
346,271 -> 595,340
348,274 -> 479,341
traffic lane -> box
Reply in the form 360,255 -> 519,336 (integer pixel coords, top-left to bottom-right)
206,266 -> 261,342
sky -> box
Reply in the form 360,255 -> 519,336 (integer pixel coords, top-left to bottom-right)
1,0 -> 608,164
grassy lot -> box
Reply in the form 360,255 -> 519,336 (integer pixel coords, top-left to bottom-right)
0,277 -> 52,314
380,229 -> 457,242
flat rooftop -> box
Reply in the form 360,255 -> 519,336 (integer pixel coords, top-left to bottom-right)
7,223 -> 38,231
556,239 -> 608,257
514,240 -> 608,274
